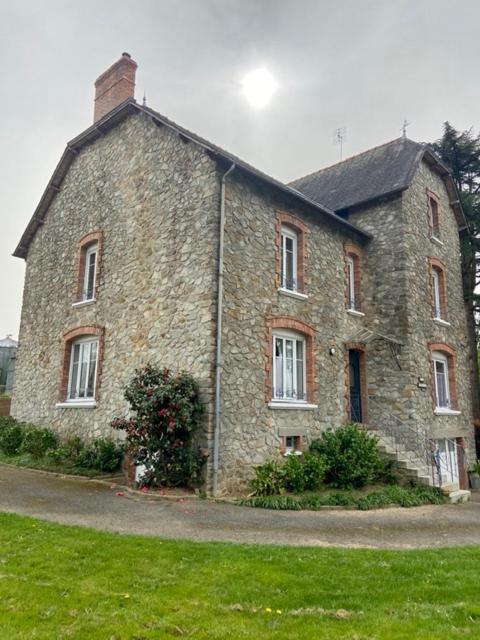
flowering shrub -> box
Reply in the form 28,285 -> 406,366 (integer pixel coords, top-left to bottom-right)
111,365 -> 205,487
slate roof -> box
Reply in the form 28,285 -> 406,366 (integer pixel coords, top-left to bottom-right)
13,99 -> 369,259
290,138 -> 467,231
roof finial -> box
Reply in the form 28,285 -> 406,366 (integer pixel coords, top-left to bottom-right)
402,119 -> 411,138
142,90 -> 147,107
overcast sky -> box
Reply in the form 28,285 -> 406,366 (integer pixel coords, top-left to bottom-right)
1,0 -> 479,339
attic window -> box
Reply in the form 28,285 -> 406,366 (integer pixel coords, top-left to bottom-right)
74,231 -> 103,305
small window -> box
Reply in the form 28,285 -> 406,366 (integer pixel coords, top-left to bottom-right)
347,255 -> 356,310
273,330 -> 306,402
68,337 -> 99,401
432,351 -> 450,409
284,435 -> 302,456
428,194 -> 440,239
432,268 -> 442,319
82,243 -> 98,301
281,226 -> 298,291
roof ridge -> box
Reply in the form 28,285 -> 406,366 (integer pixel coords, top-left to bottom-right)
290,136 -> 418,185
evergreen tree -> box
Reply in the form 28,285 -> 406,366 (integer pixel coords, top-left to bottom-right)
431,122 -> 480,337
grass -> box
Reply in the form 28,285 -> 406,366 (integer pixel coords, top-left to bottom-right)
0,452 -> 118,478
240,485 -> 446,511
0,513 -> 479,639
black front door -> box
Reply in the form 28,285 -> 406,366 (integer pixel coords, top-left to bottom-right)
349,350 -> 362,423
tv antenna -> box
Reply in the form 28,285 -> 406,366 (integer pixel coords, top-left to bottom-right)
401,119 -> 411,138
334,127 -> 347,160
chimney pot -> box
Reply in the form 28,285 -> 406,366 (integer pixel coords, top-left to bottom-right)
93,53 -> 137,123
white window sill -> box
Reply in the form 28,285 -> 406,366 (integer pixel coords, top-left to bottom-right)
434,408 -> 461,416
347,308 -> 365,317
430,236 -> 444,247
72,298 -> 96,308
284,450 -> 303,457
278,288 -> 308,301
433,318 -> 451,327
268,402 -> 318,410
55,401 -> 97,409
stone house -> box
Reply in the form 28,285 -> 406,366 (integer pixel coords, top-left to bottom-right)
12,54 -> 478,494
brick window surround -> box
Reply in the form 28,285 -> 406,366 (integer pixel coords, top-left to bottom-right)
427,189 -> 440,238
74,230 -> 103,302
275,211 -> 309,293
428,257 -> 448,320
266,316 -> 317,404
344,242 -> 363,311
344,342 -> 368,424
428,342 -> 459,411
59,325 -> 105,402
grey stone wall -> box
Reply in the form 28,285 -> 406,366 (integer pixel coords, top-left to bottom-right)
12,113 -> 219,453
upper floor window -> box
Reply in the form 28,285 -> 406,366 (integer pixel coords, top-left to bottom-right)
74,231 -> 103,306
427,191 -> 440,240
68,336 -> 99,402
281,226 -> 298,291
347,255 -> 356,310
429,259 -> 448,322
83,243 -> 98,301
344,244 -> 363,314
275,212 -> 309,296
273,330 -> 306,402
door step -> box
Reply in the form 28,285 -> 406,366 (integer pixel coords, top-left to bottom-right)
445,489 -> 470,504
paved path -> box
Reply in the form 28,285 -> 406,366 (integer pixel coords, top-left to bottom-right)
1,464 -> 480,549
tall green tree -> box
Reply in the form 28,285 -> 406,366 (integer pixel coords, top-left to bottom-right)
431,122 -> 480,423
431,122 -> 480,331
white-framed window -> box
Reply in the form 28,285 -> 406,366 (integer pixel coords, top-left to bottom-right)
82,243 -> 98,301
347,255 -> 356,310
281,226 -> 298,291
67,337 -> 99,402
432,351 -> 450,409
432,268 -> 442,319
272,330 -> 306,402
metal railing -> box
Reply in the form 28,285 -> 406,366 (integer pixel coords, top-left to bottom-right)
368,395 -> 464,489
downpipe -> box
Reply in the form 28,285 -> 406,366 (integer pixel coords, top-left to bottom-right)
212,162 -> 236,496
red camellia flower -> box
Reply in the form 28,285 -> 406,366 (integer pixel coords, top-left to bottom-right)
158,408 -> 167,417
169,418 -> 175,430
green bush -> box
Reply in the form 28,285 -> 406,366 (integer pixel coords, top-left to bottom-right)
0,416 -> 16,430
282,453 -> 326,493
310,424 -> 385,489
53,436 -> 123,472
250,459 -> 284,496
0,424 -> 24,455
22,428 -> 59,460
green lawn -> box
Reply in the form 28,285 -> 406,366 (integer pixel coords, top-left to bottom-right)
1,513 -> 479,639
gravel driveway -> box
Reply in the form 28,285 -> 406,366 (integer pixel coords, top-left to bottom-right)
1,464 -> 479,549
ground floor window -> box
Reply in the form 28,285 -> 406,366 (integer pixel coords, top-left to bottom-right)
283,435 -> 303,456
67,337 -> 99,401
273,331 -> 306,402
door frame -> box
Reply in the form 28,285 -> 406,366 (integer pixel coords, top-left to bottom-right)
345,343 -> 368,424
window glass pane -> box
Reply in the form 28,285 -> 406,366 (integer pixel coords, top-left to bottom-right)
296,340 -> 304,400
435,360 -> 448,407
78,343 -> 90,398
348,257 -> 355,309
285,339 -> 294,398
87,341 -> 97,398
85,249 -> 97,300
274,338 -> 283,399
433,270 -> 441,317
282,231 -> 296,291
68,343 -> 81,399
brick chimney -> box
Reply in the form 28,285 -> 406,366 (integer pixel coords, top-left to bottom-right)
93,52 -> 137,122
